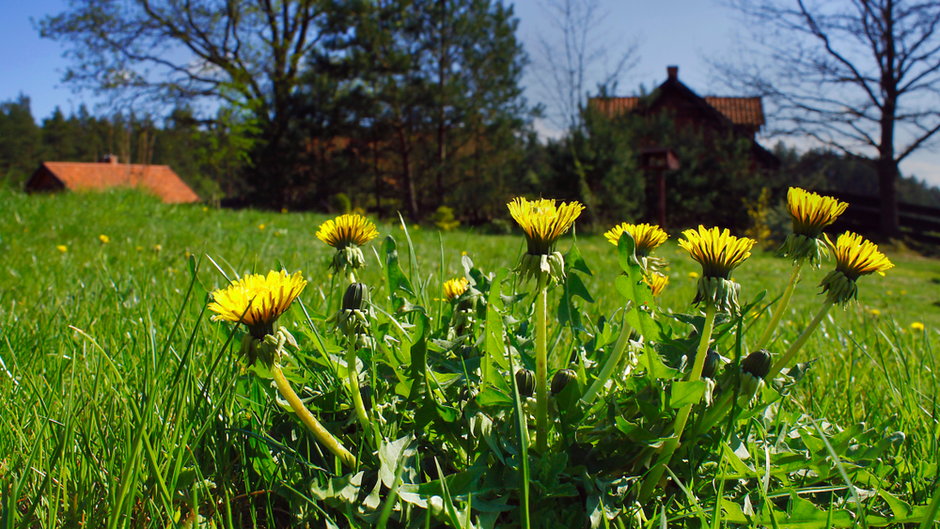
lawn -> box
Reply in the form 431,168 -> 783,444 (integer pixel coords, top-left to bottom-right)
0,189 -> 937,527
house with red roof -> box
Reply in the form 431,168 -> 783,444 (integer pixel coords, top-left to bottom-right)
25,155 -> 199,204
589,66 -> 778,168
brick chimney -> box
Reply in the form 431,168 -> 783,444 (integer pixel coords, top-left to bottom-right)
667,65 -> 678,80
101,154 -> 119,164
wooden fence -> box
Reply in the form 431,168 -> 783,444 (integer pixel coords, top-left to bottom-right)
821,190 -> 940,246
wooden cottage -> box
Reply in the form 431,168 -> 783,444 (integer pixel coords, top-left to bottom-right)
589,65 -> 778,168
25,155 -> 199,204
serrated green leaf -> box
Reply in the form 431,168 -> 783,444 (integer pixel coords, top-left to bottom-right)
670,380 -> 706,408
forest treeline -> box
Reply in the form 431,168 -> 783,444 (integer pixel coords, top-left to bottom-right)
2,93 -> 939,230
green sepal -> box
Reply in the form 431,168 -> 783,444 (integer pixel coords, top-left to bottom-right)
517,251 -> 565,283
778,233 -> 829,267
820,269 -> 857,305
693,276 -> 741,313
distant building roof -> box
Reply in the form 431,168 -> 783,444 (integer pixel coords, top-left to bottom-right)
590,95 -> 765,128
26,157 -> 199,204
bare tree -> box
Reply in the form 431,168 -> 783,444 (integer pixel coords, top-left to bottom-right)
532,0 -> 639,132
40,0 -> 327,206
718,0 -> 940,237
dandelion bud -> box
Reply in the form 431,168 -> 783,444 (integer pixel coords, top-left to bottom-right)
359,385 -> 373,413
342,282 -> 370,312
551,369 -> 578,395
742,349 -> 772,379
515,368 -> 536,397
701,349 -> 722,379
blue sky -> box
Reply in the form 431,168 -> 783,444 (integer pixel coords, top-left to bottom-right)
1,0 -> 938,186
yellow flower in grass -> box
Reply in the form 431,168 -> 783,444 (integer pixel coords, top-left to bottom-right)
820,232 -> 894,304
644,272 -> 669,297
679,226 -> 754,279
56,245 -> 68,253
507,197 -> 584,282
911,322 -> 925,332
317,214 -> 378,249
604,222 -> 668,257
787,187 -> 848,236
868,308 -> 881,317
679,226 -> 755,311
780,188 -> 849,265
443,277 -> 470,301
317,214 -> 379,272
507,197 -> 584,255
832,232 -> 893,279
98,234 -> 110,244
208,270 -> 307,339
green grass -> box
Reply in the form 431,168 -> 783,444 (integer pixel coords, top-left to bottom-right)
0,189 -> 937,527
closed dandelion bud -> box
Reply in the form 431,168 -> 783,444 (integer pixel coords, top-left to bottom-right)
359,385 -> 373,413
343,282 -> 369,311
701,349 -> 722,379
742,349 -> 773,379
551,369 -> 578,395
515,368 -> 536,397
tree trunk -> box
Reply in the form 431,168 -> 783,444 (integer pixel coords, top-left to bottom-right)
396,125 -> 420,219
876,157 -> 901,238
878,0 -> 901,238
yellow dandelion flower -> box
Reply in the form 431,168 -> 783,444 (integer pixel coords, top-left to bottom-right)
644,272 -> 669,297
153,244 -> 162,252
56,245 -> 68,253
787,187 -> 848,237
281,207 -> 288,214
507,197 -> 584,255
688,271 -> 699,279
316,214 -> 379,249
461,251 -> 468,256
678,226 -> 755,279
258,223 -> 266,231
202,206 -> 209,212
208,270 -> 307,339
832,232 -> 894,280
604,222 -> 668,256
911,321 -> 925,332
136,246 -> 144,252
820,232 -> 893,304
443,277 -> 470,301
868,308 -> 881,317
98,234 -> 110,244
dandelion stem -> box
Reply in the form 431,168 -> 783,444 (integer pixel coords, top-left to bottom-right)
535,279 -> 549,453
271,363 -> 357,469
346,342 -> 373,440
581,315 -> 632,406
640,302 -> 717,501
767,299 -> 834,380
755,261 -> 803,350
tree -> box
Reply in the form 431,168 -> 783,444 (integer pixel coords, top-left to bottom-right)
320,0 -> 530,220
719,0 -> 940,237
0,95 -> 42,187
39,0 -> 329,207
532,0 -> 639,132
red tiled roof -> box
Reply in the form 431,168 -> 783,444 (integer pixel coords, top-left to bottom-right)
590,97 -> 642,115
703,97 -> 765,127
40,162 -> 199,203
590,96 -> 765,127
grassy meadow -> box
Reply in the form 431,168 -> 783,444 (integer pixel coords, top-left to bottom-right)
0,189 -> 938,527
